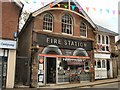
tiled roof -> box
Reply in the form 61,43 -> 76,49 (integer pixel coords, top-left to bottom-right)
96,25 -> 119,36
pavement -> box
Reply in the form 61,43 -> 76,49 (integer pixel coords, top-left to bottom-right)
3,78 -> 120,90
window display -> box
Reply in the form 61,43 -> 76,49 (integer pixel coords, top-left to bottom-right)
57,58 -> 90,83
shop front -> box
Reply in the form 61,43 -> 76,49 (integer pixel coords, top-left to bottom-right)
0,39 -> 16,88
94,53 -> 113,79
36,34 -> 93,86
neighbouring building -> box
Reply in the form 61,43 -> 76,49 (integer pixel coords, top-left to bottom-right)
17,0 -> 97,87
0,1 -> 21,88
94,25 -> 119,79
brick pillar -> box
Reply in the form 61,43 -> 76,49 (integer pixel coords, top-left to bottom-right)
31,52 -> 38,88
90,50 -> 95,82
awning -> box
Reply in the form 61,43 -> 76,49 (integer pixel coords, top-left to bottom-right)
39,54 -> 90,59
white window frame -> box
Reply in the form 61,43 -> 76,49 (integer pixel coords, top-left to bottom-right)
97,34 -> 110,52
95,59 -> 107,69
62,14 -> 73,35
43,13 -> 53,32
80,22 -> 87,37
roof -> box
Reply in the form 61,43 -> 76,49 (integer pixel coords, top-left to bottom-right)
96,25 -> 119,36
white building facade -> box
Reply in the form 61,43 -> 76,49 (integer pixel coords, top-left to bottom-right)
94,25 -> 118,79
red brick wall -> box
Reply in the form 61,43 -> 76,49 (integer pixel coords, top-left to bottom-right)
2,2 -> 20,40
110,36 -> 116,52
34,9 -> 95,40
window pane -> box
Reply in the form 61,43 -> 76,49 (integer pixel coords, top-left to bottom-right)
80,22 -> 87,37
106,46 -> 109,51
102,35 -> 105,44
102,46 -> 105,51
106,36 -> 109,44
43,13 -> 53,31
62,14 -> 73,34
98,35 -> 101,43
97,60 -> 101,68
102,60 -> 105,68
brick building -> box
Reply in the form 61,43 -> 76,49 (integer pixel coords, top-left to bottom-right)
17,0 -> 118,88
17,0 -> 97,87
0,1 -> 21,88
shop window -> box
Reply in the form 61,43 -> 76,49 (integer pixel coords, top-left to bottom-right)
102,60 -> 105,68
97,60 -> 101,68
62,14 -> 73,35
43,13 -> 53,31
57,58 -> 69,82
80,22 -> 87,37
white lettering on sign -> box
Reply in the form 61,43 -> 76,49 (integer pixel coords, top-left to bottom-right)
46,37 -> 87,48
0,40 -> 16,49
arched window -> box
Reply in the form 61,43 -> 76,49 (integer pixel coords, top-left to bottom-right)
106,36 -> 109,44
62,14 -> 73,35
43,13 -> 53,31
80,22 -> 87,37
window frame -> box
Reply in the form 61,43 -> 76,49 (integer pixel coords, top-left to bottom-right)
43,13 -> 53,32
61,13 -> 73,35
80,22 -> 87,37
97,34 -> 110,52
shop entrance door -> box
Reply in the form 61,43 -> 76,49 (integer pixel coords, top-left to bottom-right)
46,57 -> 56,84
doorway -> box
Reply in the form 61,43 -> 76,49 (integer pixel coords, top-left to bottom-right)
107,60 -> 110,78
46,57 -> 56,84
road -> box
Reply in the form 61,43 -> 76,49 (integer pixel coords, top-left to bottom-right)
64,82 -> 119,90
90,82 -> 119,88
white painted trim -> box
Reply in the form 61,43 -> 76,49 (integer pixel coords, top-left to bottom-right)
94,53 -> 110,59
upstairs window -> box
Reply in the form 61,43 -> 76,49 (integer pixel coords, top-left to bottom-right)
62,14 -> 73,35
80,22 -> 87,37
97,34 -> 110,52
43,13 -> 53,31
98,35 -> 101,43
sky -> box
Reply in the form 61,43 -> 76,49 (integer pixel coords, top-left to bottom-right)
18,0 -> 120,40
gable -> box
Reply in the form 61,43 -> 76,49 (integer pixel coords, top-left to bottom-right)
32,0 -> 97,29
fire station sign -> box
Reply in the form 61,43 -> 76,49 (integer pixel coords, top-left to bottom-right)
37,34 -> 93,51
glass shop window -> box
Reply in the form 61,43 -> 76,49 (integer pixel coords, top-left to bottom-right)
102,60 -> 105,68
97,60 -> 101,68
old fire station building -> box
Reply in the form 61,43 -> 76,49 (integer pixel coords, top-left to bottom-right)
17,0 -> 118,88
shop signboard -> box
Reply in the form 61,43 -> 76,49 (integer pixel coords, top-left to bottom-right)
37,34 -> 93,51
